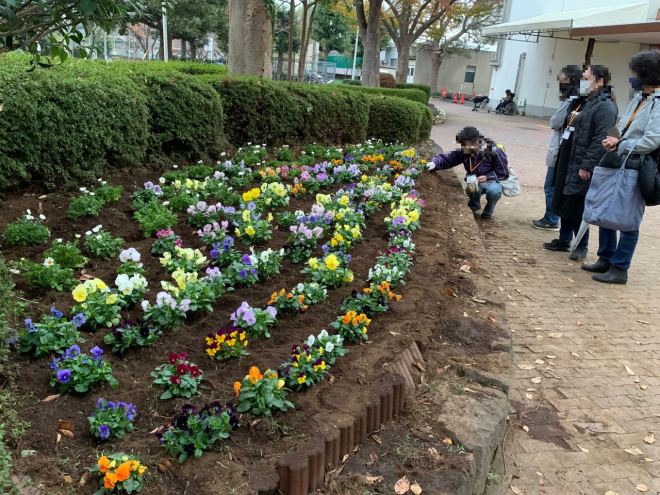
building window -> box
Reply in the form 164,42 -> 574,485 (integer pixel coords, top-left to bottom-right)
408,67 -> 414,76
464,65 -> 477,84
390,58 -> 397,67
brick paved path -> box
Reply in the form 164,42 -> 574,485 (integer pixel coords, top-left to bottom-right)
431,101 -> 660,495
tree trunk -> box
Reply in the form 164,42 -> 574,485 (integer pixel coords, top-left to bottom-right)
181,39 -> 187,60
158,25 -> 164,60
395,38 -> 411,83
357,0 -> 383,87
228,0 -> 273,77
323,48 -> 329,62
287,0 -> 295,81
431,51 -> 444,93
297,2 -> 309,83
276,51 -> 284,80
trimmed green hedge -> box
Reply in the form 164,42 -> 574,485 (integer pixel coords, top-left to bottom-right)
338,84 -> 428,105
367,96 -> 432,144
396,83 -> 431,103
340,79 -> 363,86
0,61 -> 149,190
0,56 -> 429,190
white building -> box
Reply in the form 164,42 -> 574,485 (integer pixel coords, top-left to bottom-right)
380,43 -> 416,83
484,0 -> 660,117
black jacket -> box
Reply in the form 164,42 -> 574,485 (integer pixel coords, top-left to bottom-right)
562,90 -> 618,196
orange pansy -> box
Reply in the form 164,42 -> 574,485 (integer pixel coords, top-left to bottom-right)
104,472 -> 118,489
234,381 -> 241,396
98,456 -> 112,474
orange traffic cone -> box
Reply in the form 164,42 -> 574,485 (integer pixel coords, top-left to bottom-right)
442,87 -> 447,98
472,91 -> 476,100
452,92 -> 458,103
459,93 -> 465,104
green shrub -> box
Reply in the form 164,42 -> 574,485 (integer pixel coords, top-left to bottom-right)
208,76 -> 304,146
124,68 -> 225,161
367,97 -> 432,144
0,61 -> 149,189
341,79 -> 362,86
396,83 -> 431,103
337,84 -> 428,105
290,84 -> 369,144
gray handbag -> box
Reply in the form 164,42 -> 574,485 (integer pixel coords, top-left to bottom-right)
583,147 -> 645,231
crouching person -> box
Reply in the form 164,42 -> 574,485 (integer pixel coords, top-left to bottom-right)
428,126 -> 510,219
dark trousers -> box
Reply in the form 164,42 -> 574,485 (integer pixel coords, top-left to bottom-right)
598,228 -> 639,270
559,218 -> 588,249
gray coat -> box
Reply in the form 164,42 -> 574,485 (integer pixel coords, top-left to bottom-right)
546,100 -> 571,167
617,90 -> 660,154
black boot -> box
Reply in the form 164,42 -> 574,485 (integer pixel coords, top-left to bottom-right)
593,266 -> 628,285
582,257 -> 611,273
543,239 -> 571,252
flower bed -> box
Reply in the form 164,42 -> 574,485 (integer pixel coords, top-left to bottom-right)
0,141 -> 430,494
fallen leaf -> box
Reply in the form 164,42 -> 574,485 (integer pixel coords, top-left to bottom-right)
411,482 -> 423,494
0,104 -> 4,112
522,425 -> 529,433
442,437 -> 453,445
199,379 -> 217,390
625,365 -> 636,376
342,454 -> 349,464
576,321 -> 583,326
394,475 -> 410,495
534,359 -> 545,364
577,445 -> 589,453
58,420 -> 74,433
510,485 -> 523,494
371,434 -> 382,445
568,278 -> 575,282
43,394 -> 60,403
56,433 -> 61,443
546,355 -> 556,359
538,275 -> 545,279
360,475 -> 383,484
571,352 -> 579,358
525,393 -> 533,400
548,332 -> 562,338
460,264 -> 471,273
518,364 -> 536,370
488,316 -> 497,323
428,448 -> 441,461
463,312 -> 468,317
624,448 -> 644,456
644,434 -> 655,445
531,377 -> 542,384
536,335 -> 544,341
644,458 -> 653,462
38,194 -> 48,199
641,385 -> 648,390
63,476 -> 72,484
445,288 -> 458,298
58,429 -> 74,438
638,320 -> 651,325
474,299 -> 486,303
526,388 -> 536,392
390,331 -> 400,336
79,471 -> 91,487
414,362 -> 426,372
634,376 -> 641,383
160,459 -> 172,468
636,484 -> 649,492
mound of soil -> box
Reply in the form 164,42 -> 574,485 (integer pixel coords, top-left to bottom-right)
1,150 -> 507,495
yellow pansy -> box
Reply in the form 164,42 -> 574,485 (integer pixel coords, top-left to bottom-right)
246,225 -> 256,236
309,257 -> 319,269
72,284 -> 88,302
325,254 -> 339,271
277,379 -> 285,390
106,294 -> 118,305
242,210 -> 251,222
343,271 -> 354,283
94,278 -> 107,290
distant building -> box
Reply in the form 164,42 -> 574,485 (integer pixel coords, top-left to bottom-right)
484,0 -> 660,117
413,48 -> 495,96
380,42 -> 416,83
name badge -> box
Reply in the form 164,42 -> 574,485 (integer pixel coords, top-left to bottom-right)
466,175 -> 478,185
562,127 -> 574,140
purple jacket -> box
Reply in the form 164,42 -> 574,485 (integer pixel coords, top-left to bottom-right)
431,147 -> 510,182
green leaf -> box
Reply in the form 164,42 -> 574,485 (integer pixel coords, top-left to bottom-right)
74,383 -> 87,393
160,390 -> 172,400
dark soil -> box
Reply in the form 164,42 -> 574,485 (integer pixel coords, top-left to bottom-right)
1,148 -> 507,494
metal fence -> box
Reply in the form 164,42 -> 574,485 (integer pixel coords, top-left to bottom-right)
272,59 -> 337,83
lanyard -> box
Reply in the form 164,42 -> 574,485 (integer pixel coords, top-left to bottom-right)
621,101 -> 646,136
469,156 -> 485,173
568,104 -> 582,127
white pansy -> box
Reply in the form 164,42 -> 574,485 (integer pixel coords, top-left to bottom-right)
173,165 -> 178,169
159,177 -> 165,184
43,257 -> 55,267
9,269 -> 20,275
306,335 -> 316,346
39,214 -> 46,220
75,234 -> 81,239
92,225 -> 102,233
96,235 -> 102,240
325,342 -> 335,353
80,187 -> 87,192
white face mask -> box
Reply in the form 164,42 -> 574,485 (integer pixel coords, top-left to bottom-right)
579,80 -> 591,96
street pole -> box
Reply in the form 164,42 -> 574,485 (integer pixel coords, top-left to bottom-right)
351,26 -> 359,80
104,32 -> 108,60
162,3 -> 169,62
